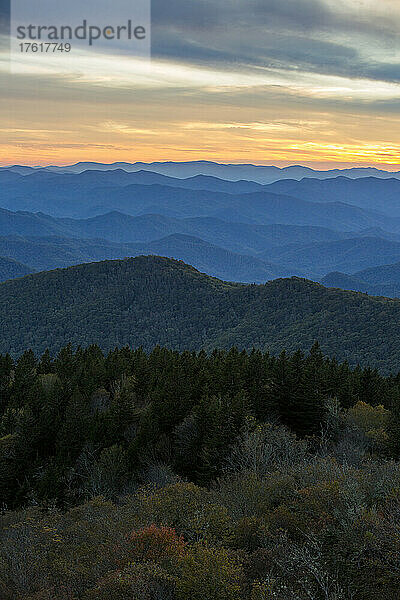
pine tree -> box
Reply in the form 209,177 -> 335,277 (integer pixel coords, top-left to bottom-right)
56,387 -> 91,465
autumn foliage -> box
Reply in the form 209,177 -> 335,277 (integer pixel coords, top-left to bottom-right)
127,524 -> 186,563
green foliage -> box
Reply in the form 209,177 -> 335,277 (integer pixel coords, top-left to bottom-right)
176,543 -> 243,600
137,482 -> 233,545
1,256 -> 400,371
0,343 -> 398,509
1,341 -> 400,598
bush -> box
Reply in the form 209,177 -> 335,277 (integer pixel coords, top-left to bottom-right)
83,562 -> 175,600
225,422 -> 309,477
138,482 -> 233,544
127,525 -> 186,563
176,544 -> 243,600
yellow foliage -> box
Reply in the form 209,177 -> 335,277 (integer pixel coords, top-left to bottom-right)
347,401 -> 390,449
347,401 -> 389,434
250,579 -> 275,600
176,543 -> 243,600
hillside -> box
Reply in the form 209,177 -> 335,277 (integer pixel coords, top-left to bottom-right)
356,261 -> 400,285
0,235 -> 140,272
0,234 -> 285,283
0,255 -> 33,282
265,236 -> 400,278
1,174 -> 395,232
126,234 -> 286,282
268,176 -> 400,216
1,255 -> 400,371
321,261 -> 400,298
0,207 -> 77,238
320,272 -> 372,293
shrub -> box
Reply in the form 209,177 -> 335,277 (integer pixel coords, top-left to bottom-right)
127,525 -> 186,563
138,482 -> 233,544
176,544 -> 243,600
225,422 -> 309,477
83,562 -> 175,600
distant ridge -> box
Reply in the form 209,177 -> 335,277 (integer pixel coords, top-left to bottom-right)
0,232 -> 286,283
1,161 -> 399,183
0,256 -> 33,282
0,175 -> 394,232
322,261 -> 400,298
267,176 -> 400,216
266,237 -> 400,279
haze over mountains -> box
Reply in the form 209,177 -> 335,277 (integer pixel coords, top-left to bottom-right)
2,160 -> 400,183
266,237 -> 400,279
268,176 -> 400,216
3,171 -> 396,237
0,233 -> 288,283
0,161 -> 400,297
322,261 -> 400,298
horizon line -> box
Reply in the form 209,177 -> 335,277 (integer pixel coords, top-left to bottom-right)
1,160 -> 400,173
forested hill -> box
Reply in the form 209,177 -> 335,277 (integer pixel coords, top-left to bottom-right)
1,254 -> 400,371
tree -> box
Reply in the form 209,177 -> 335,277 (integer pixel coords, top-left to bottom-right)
176,544 -> 243,600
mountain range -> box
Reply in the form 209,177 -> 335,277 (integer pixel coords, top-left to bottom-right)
0,207 -> 354,250
2,160 -> 400,183
0,162 -> 400,286
2,176 -> 395,232
1,161 -> 400,372
266,237 -> 400,279
2,208 -> 400,282
1,168 -> 399,228
1,162 -> 400,298
0,232 -> 291,284
268,176 -> 400,216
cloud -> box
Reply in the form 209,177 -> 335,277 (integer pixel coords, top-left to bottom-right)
246,0 -> 333,30
1,0 -> 399,166
0,0 -> 10,32
151,0 -> 400,84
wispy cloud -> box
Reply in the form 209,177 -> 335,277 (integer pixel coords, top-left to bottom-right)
0,0 -> 399,166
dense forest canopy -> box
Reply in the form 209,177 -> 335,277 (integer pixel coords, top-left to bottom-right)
1,255 -> 400,372
1,342 -> 400,599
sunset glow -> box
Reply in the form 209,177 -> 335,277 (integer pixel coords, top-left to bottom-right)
1,0 -> 399,168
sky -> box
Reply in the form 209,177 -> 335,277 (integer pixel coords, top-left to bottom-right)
0,0 -> 399,168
